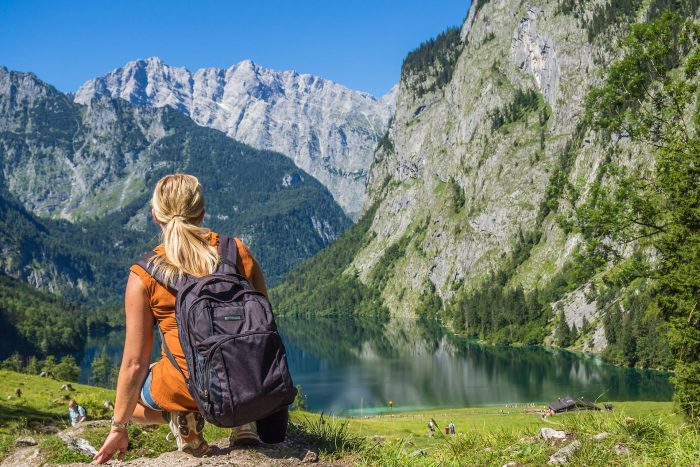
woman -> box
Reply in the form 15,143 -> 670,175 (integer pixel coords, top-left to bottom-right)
94,174 -> 273,463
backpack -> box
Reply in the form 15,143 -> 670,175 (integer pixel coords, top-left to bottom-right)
136,236 -> 297,427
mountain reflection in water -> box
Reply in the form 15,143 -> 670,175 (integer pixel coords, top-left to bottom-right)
278,316 -> 673,414
79,316 -> 673,414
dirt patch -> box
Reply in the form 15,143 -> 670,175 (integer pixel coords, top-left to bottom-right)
54,436 -> 348,466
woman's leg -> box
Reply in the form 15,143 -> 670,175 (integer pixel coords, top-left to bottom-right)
131,402 -> 167,425
256,407 -> 289,444
130,365 -> 167,425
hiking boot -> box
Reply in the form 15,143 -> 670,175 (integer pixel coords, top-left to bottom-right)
229,422 -> 261,447
166,411 -> 209,456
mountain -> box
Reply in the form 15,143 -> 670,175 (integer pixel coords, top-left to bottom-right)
273,0 -> 699,374
0,67 -> 351,298
74,58 -> 397,219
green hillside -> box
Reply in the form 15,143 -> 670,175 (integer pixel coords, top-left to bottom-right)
270,2 -> 700,426
0,69 -> 351,308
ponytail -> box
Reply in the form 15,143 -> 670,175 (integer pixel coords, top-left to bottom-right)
148,174 -> 219,286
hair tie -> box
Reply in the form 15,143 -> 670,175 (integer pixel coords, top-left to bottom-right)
171,214 -> 187,221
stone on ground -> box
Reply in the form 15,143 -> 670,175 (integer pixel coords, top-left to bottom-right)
548,440 -> 581,464
539,427 -> 567,440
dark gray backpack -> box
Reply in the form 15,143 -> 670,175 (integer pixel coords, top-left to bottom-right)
136,236 -> 296,427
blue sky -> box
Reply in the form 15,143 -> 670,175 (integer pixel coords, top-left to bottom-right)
0,0 -> 470,97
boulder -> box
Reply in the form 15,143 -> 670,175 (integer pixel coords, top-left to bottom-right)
302,450 -> 319,463
539,427 -> 567,440
548,440 -> 581,464
57,431 -> 98,457
14,437 -> 37,447
614,444 -> 630,456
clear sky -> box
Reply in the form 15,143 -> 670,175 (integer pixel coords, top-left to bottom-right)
0,0 -> 470,97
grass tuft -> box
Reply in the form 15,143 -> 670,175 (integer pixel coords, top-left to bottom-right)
288,412 -> 364,458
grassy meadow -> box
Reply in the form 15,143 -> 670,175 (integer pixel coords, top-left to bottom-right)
0,370 -> 698,465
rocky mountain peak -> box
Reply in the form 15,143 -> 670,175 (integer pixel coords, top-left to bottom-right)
75,58 -> 397,218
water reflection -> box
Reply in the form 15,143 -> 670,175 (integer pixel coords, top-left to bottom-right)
78,329 -> 161,383
78,316 -> 673,414
278,316 -> 673,414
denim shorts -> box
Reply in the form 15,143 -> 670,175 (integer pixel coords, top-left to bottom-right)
140,369 -> 163,411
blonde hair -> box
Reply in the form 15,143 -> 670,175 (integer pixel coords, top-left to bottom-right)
148,173 -> 219,286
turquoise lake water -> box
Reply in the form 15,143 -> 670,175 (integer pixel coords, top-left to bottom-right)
78,316 -> 673,414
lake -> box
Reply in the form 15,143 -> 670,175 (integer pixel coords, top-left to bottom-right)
78,315 -> 673,414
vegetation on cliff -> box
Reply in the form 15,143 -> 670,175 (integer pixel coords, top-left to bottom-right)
571,11 -> 700,424
271,203 -> 387,317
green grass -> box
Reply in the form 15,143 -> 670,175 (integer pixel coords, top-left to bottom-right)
0,370 -> 116,427
1,370 -> 698,465
294,403 -> 699,466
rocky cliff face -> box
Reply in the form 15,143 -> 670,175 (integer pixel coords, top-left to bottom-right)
289,0 -> 685,362
357,0 -> 602,315
75,58 -> 397,219
0,67 -> 352,296
0,68 -> 168,219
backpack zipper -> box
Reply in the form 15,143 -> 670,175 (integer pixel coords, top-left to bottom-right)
202,330 -> 276,399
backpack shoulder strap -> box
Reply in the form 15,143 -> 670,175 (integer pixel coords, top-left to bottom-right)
134,250 -> 185,292
157,326 -> 187,383
217,235 -> 240,274
134,251 -> 188,381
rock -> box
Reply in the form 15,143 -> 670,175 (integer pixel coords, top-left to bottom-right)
404,440 -> 415,446
0,446 -> 43,466
302,450 -> 319,463
52,394 -> 71,404
74,58 -> 397,219
548,440 -> 581,464
57,431 -> 98,457
14,436 -> 37,447
37,424 -> 60,434
539,427 -> 567,440
592,432 -> 610,440
103,400 -> 114,410
14,388 -> 21,397
410,449 -> 426,457
614,444 -> 630,456
60,383 -> 75,391
502,462 -> 517,467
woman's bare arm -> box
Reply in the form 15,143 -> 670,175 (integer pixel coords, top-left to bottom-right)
94,272 -> 153,463
114,271 -> 154,422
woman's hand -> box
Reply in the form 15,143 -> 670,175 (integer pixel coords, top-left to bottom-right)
93,428 -> 128,464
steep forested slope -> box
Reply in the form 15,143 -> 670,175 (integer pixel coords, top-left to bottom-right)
0,68 -> 351,302
272,0 -> 700,422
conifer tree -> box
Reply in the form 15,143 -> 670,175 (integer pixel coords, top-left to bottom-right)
555,311 -> 571,347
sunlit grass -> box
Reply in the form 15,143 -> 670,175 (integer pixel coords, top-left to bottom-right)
1,370 -> 698,465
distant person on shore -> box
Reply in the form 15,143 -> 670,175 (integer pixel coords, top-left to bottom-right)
93,174 -> 287,463
449,422 -> 455,435
68,399 -> 86,427
428,417 -> 437,437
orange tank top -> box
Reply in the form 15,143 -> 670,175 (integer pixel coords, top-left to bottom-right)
129,231 -> 268,412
